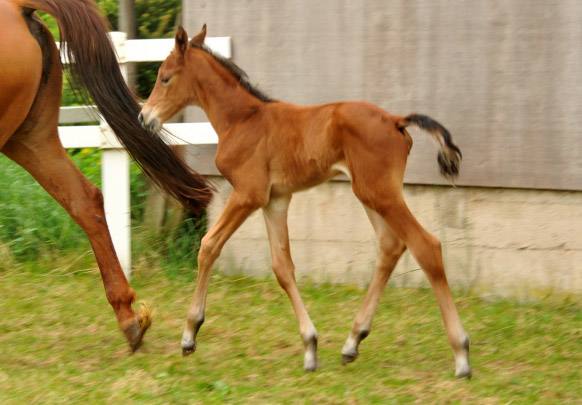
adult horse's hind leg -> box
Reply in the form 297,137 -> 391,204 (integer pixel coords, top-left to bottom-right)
262,195 -> 319,371
1,130 -> 151,351
341,206 -> 406,365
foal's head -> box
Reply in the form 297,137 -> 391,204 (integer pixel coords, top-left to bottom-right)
139,25 -> 207,132
140,25 -> 274,132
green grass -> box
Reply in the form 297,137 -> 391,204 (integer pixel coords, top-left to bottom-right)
0,258 -> 580,404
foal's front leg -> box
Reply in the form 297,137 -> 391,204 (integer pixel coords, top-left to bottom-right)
181,191 -> 260,356
263,195 -> 319,371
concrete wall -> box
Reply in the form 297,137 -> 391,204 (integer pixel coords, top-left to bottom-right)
207,177 -> 581,300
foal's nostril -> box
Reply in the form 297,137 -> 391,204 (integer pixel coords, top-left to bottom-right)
148,117 -> 159,132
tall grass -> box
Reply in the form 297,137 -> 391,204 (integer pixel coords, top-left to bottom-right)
0,153 -> 94,259
0,149 -> 199,263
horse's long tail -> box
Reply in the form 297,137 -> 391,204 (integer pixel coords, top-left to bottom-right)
20,0 -> 214,214
397,114 -> 462,181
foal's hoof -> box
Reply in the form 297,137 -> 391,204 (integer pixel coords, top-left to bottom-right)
122,302 -> 152,353
182,343 -> 196,357
455,365 -> 473,379
341,353 -> 358,365
304,354 -> 320,372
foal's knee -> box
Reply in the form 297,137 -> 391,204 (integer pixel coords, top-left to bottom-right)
272,259 -> 295,291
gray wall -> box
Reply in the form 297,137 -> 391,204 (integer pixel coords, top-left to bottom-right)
183,0 -> 581,190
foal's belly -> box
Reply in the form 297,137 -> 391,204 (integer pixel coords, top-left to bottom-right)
269,161 -> 349,195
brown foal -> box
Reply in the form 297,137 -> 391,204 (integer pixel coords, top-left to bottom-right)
1,1 -> 212,351
140,25 -> 472,377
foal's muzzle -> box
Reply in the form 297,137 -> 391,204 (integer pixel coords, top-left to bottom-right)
138,111 -> 160,133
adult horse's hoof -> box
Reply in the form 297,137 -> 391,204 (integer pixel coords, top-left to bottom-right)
182,343 -> 196,357
122,301 -> 152,353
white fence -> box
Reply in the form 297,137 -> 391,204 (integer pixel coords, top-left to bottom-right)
58,33 -> 227,278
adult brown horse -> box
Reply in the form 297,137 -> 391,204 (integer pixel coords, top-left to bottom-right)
140,25 -> 472,377
0,0 -> 213,351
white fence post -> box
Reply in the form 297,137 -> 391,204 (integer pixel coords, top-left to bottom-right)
101,147 -> 132,278
103,32 -> 132,279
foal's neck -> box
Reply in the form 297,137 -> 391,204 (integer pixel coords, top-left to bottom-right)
190,52 -> 264,136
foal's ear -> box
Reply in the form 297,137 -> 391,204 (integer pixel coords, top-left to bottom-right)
175,26 -> 189,56
190,23 -> 207,46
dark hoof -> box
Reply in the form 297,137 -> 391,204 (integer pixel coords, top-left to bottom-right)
182,343 -> 196,357
122,302 -> 152,353
342,353 -> 358,365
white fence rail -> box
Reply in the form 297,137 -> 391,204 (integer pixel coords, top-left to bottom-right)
58,33 -> 225,278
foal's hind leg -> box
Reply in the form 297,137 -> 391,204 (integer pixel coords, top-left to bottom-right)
342,206 -> 406,365
263,195 -> 319,371
359,190 -> 471,377
1,132 -> 150,351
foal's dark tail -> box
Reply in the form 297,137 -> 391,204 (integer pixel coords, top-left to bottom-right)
21,0 -> 214,214
398,114 -> 462,181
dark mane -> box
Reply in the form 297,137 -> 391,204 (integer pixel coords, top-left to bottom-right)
191,43 -> 275,103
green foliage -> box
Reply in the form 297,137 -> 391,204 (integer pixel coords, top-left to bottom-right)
163,215 -> 206,273
95,0 -> 182,97
133,0 -> 182,97
39,1 -> 181,103
37,12 -> 58,40
94,0 -> 182,36
135,0 -> 181,39
97,0 -> 119,28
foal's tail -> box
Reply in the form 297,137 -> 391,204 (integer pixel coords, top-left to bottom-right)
21,0 -> 214,214
397,114 -> 462,181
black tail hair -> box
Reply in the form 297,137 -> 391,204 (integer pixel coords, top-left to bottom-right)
400,114 -> 462,181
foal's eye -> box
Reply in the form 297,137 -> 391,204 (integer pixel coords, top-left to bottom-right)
160,77 -> 171,84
